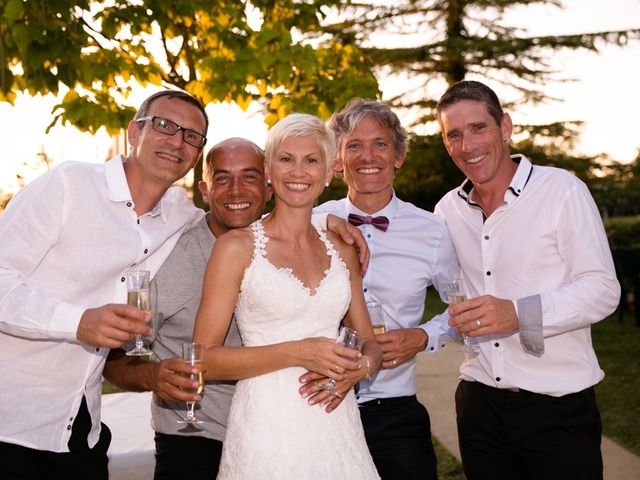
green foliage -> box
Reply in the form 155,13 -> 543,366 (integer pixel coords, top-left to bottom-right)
604,216 -> 640,250
313,0 -> 640,211
593,154 -> 640,218
329,0 -> 640,119
593,312 -> 640,456
394,134 -> 464,211
0,0 -> 380,133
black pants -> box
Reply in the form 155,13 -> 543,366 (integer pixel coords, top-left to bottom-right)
154,432 -> 223,480
456,380 -> 603,480
359,395 -> 437,480
0,398 -> 110,480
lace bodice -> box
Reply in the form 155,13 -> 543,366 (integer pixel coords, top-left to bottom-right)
234,220 -> 351,345
217,220 -> 380,479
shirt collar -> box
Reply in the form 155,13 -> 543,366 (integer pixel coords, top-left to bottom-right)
506,154 -> 534,202
457,154 -> 534,206
105,155 -> 165,221
344,190 -> 399,219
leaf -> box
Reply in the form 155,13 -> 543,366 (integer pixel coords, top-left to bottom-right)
235,93 -> 252,112
2,0 -> 24,21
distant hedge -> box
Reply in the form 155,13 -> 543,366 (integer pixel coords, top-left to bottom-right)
605,216 -> 640,250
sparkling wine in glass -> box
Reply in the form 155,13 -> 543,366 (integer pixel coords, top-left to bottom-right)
319,327 -> 366,395
367,302 -> 386,335
125,270 -> 153,356
443,278 -> 478,355
177,342 -> 206,425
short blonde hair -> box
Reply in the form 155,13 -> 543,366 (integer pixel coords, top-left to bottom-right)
265,113 -> 336,173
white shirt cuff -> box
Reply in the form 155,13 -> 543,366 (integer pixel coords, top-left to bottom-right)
517,294 -> 545,357
421,312 -> 457,353
50,302 -> 86,340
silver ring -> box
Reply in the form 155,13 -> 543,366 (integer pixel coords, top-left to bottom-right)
392,359 -> 397,367
476,319 -> 482,327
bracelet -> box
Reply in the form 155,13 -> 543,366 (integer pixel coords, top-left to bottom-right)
362,355 -> 372,380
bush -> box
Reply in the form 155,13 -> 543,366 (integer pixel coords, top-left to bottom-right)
605,216 -> 640,250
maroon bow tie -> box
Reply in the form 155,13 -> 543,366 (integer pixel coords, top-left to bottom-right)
347,213 -> 390,232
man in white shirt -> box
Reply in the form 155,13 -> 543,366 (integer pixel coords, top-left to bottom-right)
103,138 -> 270,479
0,90 -> 209,479
302,98 -> 459,479
434,80 -> 621,480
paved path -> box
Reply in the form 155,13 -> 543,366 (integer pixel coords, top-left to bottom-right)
415,346 -> 640,480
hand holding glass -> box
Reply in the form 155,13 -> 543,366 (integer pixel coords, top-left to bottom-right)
125,270 -> 153,356
177,342 -> 205,425
443,278 -> 478,355
319,327 -> 366,396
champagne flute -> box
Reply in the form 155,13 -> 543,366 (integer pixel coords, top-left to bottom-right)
319,327 -> 366,395
443,278 -> 478,355
367,302 -> 386,335
177,342 -> 206,425
125,270 -> 153,356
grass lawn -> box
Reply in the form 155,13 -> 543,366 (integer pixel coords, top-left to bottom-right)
593,311 -> 640,456
423,289 -> 640,479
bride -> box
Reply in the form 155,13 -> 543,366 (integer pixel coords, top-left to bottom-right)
193,113 -> 381,479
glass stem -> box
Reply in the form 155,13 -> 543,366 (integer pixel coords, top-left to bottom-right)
186,401 -> 196,421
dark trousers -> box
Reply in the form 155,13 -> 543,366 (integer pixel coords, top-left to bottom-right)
456,380 -> 603,480
154,432 -> 223,480
359,395 -> 437,480
0,398 -> 110,480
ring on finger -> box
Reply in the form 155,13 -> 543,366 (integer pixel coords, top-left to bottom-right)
392,359 -> 398,367
476,319 -> 482,327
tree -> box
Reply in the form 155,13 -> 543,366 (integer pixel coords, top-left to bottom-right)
1,0 -> 380,205
325,0 -> 639,123
313,1 -> 640,209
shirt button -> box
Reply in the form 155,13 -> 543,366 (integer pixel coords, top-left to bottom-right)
126,202 -> 132,207
367,234 -> 371,238
120,277 -> 125,282
486,271 -> 491,276
363,288 -> 368,293
67,425 -> 72,430
96,347 -> 100,352
484,235 -> 489,240
496,377 -> 501,382
143,249 -> 148,254
137,219 -> 140,224
494,342 -> 500,347
69,417 -> 74,422
429,347 -> 435,351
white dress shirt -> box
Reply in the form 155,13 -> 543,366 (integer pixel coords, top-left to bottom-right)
435,155 -> 620,396
0,156 -> 202,452
315,192 -> 459,402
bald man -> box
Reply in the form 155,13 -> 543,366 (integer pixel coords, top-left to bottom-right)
103,138 -> 271,478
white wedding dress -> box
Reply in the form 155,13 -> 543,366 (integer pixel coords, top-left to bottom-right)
217,220 -> 379,479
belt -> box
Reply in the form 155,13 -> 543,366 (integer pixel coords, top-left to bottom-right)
358,395 -> 417,408
463,380 -> 594,398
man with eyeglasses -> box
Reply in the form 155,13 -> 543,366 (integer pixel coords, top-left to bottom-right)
0,90 -> 208,479
103,138 -> 271,479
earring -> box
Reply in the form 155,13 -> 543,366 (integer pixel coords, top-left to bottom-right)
267,179 -> 271,185
325,181 -> 330,187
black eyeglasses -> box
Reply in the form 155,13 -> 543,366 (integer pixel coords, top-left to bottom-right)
136,116 -> 207,148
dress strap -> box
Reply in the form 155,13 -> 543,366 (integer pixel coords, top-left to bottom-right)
315,226 -> 346,270
250,220 -> 269,259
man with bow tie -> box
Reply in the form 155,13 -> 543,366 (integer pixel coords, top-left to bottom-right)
303,98 -> 460,479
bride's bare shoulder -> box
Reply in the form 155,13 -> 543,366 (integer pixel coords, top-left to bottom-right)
213,225 -> 256,254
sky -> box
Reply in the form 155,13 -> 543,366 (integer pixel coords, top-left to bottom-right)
1,0 -> 639,194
